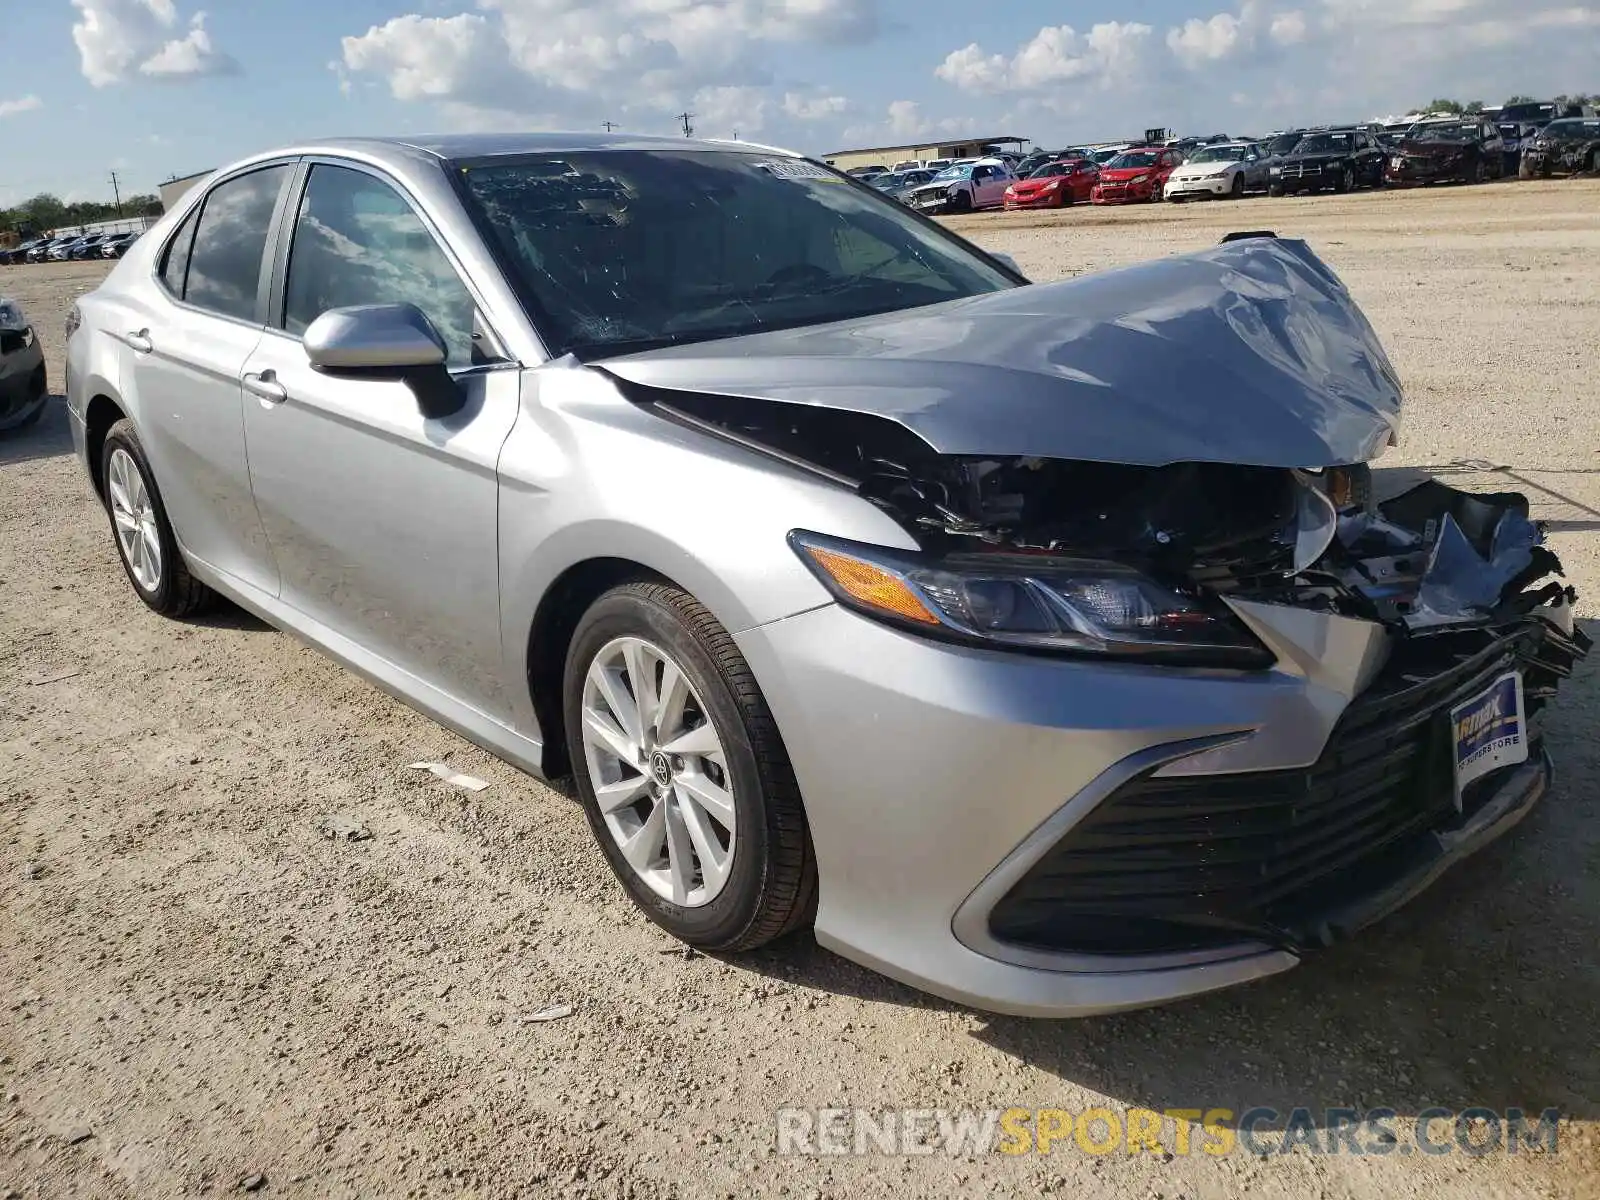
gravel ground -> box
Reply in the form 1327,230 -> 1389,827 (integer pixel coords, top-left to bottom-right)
3,180 -> 1598,1200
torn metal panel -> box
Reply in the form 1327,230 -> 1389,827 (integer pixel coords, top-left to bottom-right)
602,237 -> 1403,469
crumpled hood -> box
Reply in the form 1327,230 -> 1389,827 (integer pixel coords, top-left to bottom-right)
601,236 -> 1404,469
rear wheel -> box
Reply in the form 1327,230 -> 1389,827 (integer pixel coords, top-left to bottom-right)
100,419 -> 215,617
564,583 -> 815,952
1336,166 -> 1355,193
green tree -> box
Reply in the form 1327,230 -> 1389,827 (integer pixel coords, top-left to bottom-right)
1505,94 -> 1536,105
19,193 -> 67,230
1426,98 -> 1464,115
1463,100 -> 1485,114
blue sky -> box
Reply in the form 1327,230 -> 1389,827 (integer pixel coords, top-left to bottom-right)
4,1 -> 1598,204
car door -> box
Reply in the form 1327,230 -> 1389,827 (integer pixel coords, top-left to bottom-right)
238,159 -> 522,719
118,163 -> 293,596
1244,145 -> 1266,189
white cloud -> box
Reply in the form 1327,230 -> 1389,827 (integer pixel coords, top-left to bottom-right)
0,95 -> 43,118
936,22 -> 1155,95
783,92 -> 849,120
1167,12 -> 1244,66
1270,11 -> 1309,43
342,0 -> 878,133
71,0 -> 236,86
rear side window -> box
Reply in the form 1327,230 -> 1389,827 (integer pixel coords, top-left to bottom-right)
159,206 -> 201,297
184,166 -> 290,322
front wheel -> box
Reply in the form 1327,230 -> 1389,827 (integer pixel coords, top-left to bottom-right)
564,582 -> 815,952
1229,173 -> 1246,199
100,419 -> 215,617
1336,166 -> 1355,193
1471,159 -> 1486,184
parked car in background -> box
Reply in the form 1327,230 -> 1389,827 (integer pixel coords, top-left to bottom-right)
1163,141 -> 1268,201
49,237 -> 87,262
1003,158 -> 1098,209
869,168 -> 936,202
28,237 -> 72,263
1091,146 -> 1181,204
1385,119 -> 1505,186
922,158 -> 953,172
889,160 -> 921,172
63,134 -> 1590,1017
1090,144 -> 1131,165
1,239 -> 44,265
69,234 -> 113,260
844,165 -> 890,179
0,296 -> 48,432
1497,122 -> 1538,174
1269,128 -> 1385,194
907,158 -> 1017,214
1519,117 -> 1600,177
99,232 -> 141,258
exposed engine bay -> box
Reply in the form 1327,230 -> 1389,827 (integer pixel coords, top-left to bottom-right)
635,386 -> 1585,646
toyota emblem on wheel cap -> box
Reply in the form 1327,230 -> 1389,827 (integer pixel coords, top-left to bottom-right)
649,751 -> 672,789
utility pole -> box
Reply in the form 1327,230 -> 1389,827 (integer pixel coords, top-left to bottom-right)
676,112 -> 695,138
602,121 -> 618,132
109,170 -> 124,218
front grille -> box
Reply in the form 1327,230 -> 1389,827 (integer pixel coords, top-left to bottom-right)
988,619 -> 1589,956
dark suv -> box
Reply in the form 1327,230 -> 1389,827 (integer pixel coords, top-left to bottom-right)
1384,119 -> 1506,186
1268,128 -> 1386,195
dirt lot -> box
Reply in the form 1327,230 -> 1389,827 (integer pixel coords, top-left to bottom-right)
3,180 -> 1598,1200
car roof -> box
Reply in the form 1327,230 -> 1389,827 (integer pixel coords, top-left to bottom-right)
237,132 -> 803,172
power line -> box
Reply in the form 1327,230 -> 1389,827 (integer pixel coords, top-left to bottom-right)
676,111 -> 695,138
602,121 -> 618,132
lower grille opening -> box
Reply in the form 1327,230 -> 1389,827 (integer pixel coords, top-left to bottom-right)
987,619 -> 1587,957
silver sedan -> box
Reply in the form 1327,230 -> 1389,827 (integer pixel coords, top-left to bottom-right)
64,134 -> 1589,1016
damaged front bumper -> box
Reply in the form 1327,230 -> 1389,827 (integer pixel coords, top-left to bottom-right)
736,471 -> 1588,1018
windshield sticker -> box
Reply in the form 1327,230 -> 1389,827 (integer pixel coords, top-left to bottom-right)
756,160 -> 839,181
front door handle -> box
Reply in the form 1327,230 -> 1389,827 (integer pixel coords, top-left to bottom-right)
243,369 -> 287,405
125,329 -> 153,354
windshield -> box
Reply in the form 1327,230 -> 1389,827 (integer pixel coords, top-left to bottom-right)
1265,133 -> 1303,156
1543,119 -> 1600,140
931,164 -> 974,181
1106,151 -> 1159,169
1410,124 -> 1474,142
1296,133 -> 1354,154
1187,146 -> 1247,164
456,151 -> 1017,359
1501,102 -> 1557,123
1026,163 -> 1073,179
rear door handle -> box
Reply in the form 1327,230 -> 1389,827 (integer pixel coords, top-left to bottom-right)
125,329 -> 153,354
243,369 -> 287,405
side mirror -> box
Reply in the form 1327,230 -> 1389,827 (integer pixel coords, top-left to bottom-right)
302,303 -> 464,420
990,251 -> 1026,279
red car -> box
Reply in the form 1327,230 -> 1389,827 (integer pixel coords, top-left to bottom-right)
1002,158 -> 1099,209
1090,146 -> 1183,204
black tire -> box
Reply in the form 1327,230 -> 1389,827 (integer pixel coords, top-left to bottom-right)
1471,159 -> 1486,184
100,418 -> 215,618
563,582 -> 816,953
950,191 -> 972,213
1336,166 -> 1355,194
1229,173 -> 1245,199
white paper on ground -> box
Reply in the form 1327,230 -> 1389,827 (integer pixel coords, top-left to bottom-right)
408,762 -> 491,792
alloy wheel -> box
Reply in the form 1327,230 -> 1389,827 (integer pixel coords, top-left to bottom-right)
580,636 -> 736,907
107,446 -> 162,592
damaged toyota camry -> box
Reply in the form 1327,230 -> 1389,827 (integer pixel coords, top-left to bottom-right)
65,134 -> 1589,1017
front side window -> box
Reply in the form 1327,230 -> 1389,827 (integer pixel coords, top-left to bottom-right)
184,166 -> 289,321
282,164 -> 478,367
456,151 -> 1016,360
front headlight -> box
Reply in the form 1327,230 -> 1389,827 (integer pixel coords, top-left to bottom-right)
1390,156 -> 1405,169
1130,174 -> 1150,184
789,531 -> 1272,668
1043,179 -> 1060,190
